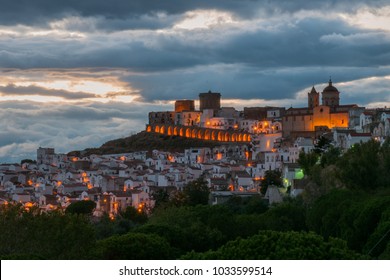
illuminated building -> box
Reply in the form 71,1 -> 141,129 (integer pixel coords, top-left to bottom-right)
282,79 -> 362,138
175,100 -> 195,112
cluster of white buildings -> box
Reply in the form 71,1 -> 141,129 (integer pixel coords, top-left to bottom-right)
0,134 -> 317,215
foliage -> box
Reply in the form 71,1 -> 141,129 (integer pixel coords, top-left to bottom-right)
133,223 -> 185,258
69,131 -> 222,157
298,151 -> 319,177
120,206 -> 148,224
183,178 -> 210,206
182,230 -> 365,260
336,140 -> 382,190
261,199 -> 307,232
20,159 -> 37,165
162,178 -> 210,207
65,200 -> 96,215
146,205 -> 229,252
314,135 -> 332,154
2,164 -> 390,260
261,170 -> 282,194
93,232 -> 173,260
0,204 -> 96,259
306,189 -> 390,258
93,213 -> 116,239
150,188 -> 170,210
224,195 -> 268,214
320,146 -> 341,167
241,196 -> 269,215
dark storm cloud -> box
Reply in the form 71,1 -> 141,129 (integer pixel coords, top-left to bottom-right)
0,84 -> 98,99
0,0 -> 250,26
0,34 -> 207,70
0,0 -> 387,27
2,16 -> 390,72
215,18 -> 390,68
124,65 -> 390,102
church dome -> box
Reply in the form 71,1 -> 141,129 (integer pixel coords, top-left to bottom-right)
323,79 -> 339,93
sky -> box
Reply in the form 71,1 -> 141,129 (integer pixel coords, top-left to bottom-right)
1,0 -> 390,163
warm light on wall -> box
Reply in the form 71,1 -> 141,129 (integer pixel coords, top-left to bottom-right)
147,124 -> 252,143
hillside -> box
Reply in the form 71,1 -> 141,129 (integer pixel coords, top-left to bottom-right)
68,131 -> 235,157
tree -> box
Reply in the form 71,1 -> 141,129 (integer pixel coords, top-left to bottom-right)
320,146 -> 341,167
261,170 -> 282,195
65,200 -> 96,215
261,199 -> 307,232
146,205 -> 228,252
306,189 -> 390,258
150,188 -> 170,210
337,140 -> 381,190
183,178 -> 210,206
182,230 -> 366,260
121,206 -> 148,224
94,232 -> 173,259
298,151 -> 319,177
314,135 -> 332,154
20,159 -> 37,165
0,204 -> 96,259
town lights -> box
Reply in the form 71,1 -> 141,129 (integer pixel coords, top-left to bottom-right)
137,203 -> 144,213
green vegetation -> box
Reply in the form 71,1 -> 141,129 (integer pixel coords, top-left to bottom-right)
261,170 -> 282,194
182,230 -> 365,260
0,205 -> 95,259
65,200 -> 96,215
94,233 -> 174,260
1,140 -> 390,259
68,131 -> 226,157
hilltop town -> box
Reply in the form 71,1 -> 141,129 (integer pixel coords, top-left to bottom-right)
1,79 -> 389,217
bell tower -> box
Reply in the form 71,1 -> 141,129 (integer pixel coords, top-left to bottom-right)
308,86 -> 319,109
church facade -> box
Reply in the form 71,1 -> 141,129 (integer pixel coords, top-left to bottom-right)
282,79 -> 359,138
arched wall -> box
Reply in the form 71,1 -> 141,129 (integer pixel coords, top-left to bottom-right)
147,124 -> 251,143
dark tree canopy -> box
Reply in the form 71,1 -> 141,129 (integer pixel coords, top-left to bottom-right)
183,230 -> 365,260
261,169 -> 282,194
94,232 -> 173,260
183,178 -> 210,206
65,200 -> 96,215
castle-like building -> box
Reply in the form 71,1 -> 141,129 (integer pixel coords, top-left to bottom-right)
147,80 -> 366,141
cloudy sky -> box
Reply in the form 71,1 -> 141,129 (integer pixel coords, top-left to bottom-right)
1,0 -> 390,163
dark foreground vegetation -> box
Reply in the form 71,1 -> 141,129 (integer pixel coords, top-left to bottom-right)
1,139 -> 390,260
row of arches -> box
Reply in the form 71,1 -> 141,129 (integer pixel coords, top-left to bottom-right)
146,124 -> 251,142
